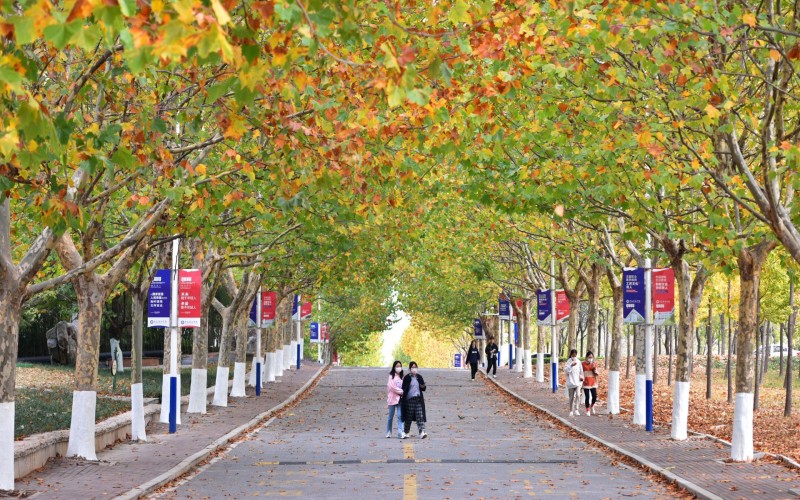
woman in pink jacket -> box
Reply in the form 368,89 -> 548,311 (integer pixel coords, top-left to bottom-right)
386,361 -> 405,438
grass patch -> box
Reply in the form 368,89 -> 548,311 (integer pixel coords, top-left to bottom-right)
15,387 -> 129,440
14,363 -> 233,439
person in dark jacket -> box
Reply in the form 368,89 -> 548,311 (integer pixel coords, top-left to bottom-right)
485,337 -> 499,378
466,340 -> 480,380
400,361 -> 427,439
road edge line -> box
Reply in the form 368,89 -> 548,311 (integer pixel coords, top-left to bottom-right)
115,364 -> 329,500
484,375 -> 724,500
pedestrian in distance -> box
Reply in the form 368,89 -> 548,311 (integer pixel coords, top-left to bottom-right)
466,340 -> 480,380
386,360 -> 405,438
564,349 -> 583,416
401,361 -> 427,439
485,336 -> 499,378
582,351 -> 599,416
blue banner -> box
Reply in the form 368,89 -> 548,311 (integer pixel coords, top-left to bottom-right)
623,268 -> 646,324
514,322 -> 519,345
498,295 -> 511,320
310,322 -> 319,343
249,296 -> 257,325
454,353 -> 462,368
292,294 -> 301,320
473,318 -> 484,338
537,289 -> 551,326
147,269 -> 171,328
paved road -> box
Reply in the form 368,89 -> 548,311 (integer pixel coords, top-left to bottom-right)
155,367 -> 676,499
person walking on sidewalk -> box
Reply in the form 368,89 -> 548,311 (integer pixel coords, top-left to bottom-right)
582,351 -> 599,416
466,340 -> 480,380
485,337 -> 499,378
564,349 -> 583,416
401,361 -> 427,439
386,361 -> 405,438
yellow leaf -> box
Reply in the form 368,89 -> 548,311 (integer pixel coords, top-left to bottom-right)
196,164 -> 207,175
705,104 -> 721,119
742,13 -> 757,28
769,49 -> 781,61
211,0 -> 231,25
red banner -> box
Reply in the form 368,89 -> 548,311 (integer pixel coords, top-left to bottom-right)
652,268 -> 675,325
177,269 -> 202,328
512,298 -> 524,321
261,291 -> 276,326
556,290 -> 570,323
301,301 -> 313,320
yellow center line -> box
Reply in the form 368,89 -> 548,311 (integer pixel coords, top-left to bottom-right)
403,473 -> 417,500
403,442 -> 415,460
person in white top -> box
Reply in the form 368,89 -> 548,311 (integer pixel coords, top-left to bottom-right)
564,349 -> 584,416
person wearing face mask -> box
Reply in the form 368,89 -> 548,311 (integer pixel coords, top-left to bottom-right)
564,349 -> 583,416
485,336 -> 499,378
581,351 -> 599,416
400,361 -> 427,439
466,340 -> 480,380
386,361 -> 405,438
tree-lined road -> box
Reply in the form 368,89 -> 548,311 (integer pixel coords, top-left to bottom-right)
158,368 -> 674,499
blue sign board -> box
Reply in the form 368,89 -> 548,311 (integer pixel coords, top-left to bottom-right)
454,353 -> 462,368
537,289 -> 551,326
292,294 -> 300,320
249,296 -> 257,325
147,269 -> 171,328
499,296 -> 511,320
623,268 -> 646,324
514,322 -> 519,345
310,322 -> 320,343
473,318 -> 484,338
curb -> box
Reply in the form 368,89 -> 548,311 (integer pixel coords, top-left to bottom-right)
484,374 -> 724,500
115,364 -> 329,500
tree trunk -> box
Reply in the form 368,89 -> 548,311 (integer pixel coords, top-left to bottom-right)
129,288 -> 147,441
522,299 -> 533,378
653,326 -> 659,386
626,325 -> 631,379
212,311 -> 233,407
230,312 -> 249,397
668,325 -> 673,386
0,293 -> 20,490
785,279 -> 795,417
607,273 -> 623,414
732,239 -> 776,461
780,322 -> 784,376
706,300 -> 713,400
585,263 -> 601,356
633,324 -> 646,425
536,324 -> 545,382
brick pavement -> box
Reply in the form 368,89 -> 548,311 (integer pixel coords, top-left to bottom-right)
485,366 -> 800,499
16,364 -> 324,499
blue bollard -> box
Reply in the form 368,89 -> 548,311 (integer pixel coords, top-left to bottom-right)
551,361 -> 557,393
296,344 -> 301,370
509,344 -> 514,370
169,375 -> 177,434
645,380 -> 653,431
256,361 -> 262,396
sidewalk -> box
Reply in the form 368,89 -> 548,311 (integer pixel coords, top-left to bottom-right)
484,367 -> 800,499
16,364 -> 326,499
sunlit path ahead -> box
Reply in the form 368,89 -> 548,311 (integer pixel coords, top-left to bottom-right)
158,367 -> 675,499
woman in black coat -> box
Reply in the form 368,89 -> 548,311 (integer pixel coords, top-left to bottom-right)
400,361 -> 427,439
466,340 -> 480,380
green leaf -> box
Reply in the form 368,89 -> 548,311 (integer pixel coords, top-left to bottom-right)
119,0 -> 136,17
11,16 -> 35,45
111,147 -> 135,168
43,21 -> 81,50
448,0 -> 472,25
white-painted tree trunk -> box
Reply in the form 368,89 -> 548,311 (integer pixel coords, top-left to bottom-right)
290,340 -> 297,367
187,368 -> 207,414
115,347 -> 124,374
274,349 -> 284,377
607,371 -> 620,415
536,352 -> 545,383
633,373 -> 646,425
731,392 -> 754,461
0,402 -> 14,490
248,357 -> 259,387
515,346 -> 522,372
67,391 -> 98,460
266,351 -> 276,382
230,362 -> 247,397
523,349 -> 532,378
283,343 -> 291,370
159,373 -> 181,424
130,383 -> 147,441
671,381 -> 690,440
212,366 -> 229,407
